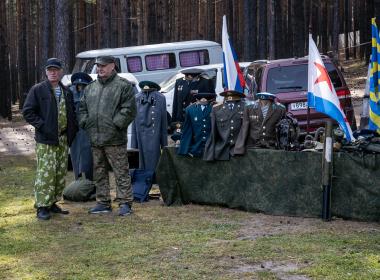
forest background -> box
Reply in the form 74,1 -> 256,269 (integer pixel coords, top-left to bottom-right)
0,0 -> 379,119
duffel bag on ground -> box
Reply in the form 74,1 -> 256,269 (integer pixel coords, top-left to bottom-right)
63,177 -> 96,202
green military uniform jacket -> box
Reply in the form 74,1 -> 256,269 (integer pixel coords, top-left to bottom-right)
79,72 -> 136,147
203,100 -> 245,161
234,101 -> 285,155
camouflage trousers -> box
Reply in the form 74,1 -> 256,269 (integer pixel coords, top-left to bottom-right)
92,144 -> 133,206
34,135 -> 68,208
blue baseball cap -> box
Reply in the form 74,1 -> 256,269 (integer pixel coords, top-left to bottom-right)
45,58 -> 63,69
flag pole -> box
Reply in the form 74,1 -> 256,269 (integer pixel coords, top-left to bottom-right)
307,29 -> 312,136
321,119 -> 333,221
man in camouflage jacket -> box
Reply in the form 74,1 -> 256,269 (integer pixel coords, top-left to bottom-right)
79,56 -> 136,216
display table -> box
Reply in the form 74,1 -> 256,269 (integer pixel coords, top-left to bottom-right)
156,147 -> 380,222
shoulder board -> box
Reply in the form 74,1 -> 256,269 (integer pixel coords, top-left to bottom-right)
213,102 -> 223,108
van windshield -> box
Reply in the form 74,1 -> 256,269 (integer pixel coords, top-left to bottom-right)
159,73 -> 184,93
266,63 -> 343,94
72,58 -> 96,74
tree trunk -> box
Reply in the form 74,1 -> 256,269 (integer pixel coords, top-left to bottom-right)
17,0 -> 28,109
243,0 -> 257,61
332,0 -> 340,62
0,0 -> 11,119
258,0 -> 267,58
97,0 -> 111,48
54,0 -> 71,72
207,0 -> 215,41
268,0 -> 275,60
344,0 -> 350,60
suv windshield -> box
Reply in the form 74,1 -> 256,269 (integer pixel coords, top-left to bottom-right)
266,63 -> 343,94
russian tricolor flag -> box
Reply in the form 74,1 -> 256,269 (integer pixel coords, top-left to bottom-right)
307,35 -> 354,142
222,15 -> 245,93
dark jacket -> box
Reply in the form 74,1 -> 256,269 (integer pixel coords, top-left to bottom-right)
79,72 -> 136,147
234,101 -> 286,155
203,100 -> 245,161
178,103 -> 213,157
22,80 -> 78,146
172,77 -> 215,123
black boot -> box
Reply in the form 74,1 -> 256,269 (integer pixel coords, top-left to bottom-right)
37,207 -> 51,220
50,203 -> 69,215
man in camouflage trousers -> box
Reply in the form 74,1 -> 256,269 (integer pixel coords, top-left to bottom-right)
23,58 -> 78,220
79,55 -> 136,216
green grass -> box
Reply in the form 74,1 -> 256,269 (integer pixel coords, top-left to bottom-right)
0,156 -> 379,279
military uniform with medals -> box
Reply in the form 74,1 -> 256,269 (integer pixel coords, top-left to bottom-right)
203,90 -> 245,161
234,92 -> 285,155
171,68 -> 215,124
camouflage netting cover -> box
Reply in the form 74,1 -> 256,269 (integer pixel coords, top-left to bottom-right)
156,147 -> 380,222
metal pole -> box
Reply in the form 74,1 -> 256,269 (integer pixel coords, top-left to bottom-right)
322,119 -> 333,221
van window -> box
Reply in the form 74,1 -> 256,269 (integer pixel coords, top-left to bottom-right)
145,53 -> 176,71
179,50 -> 209,67
127,56 -> 143,73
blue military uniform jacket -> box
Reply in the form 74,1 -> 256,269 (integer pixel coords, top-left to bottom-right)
131,90 -> 168,171
178,103 -> 213,157
203,100 -> 245,161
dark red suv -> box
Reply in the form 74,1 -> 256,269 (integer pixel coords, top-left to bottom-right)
244,56 -> 356,133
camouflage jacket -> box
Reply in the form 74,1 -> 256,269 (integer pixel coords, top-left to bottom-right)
79,72 -> 136,147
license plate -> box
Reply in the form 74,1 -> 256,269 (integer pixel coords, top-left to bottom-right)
290,101 -> 308,110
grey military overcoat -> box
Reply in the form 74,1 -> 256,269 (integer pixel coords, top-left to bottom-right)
131,90 -> 168,171
203,100 -> 245,161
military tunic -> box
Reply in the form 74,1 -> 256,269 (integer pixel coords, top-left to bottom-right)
203,100 -> 245,161
178,103 -> 213,157
69,85 -> 93,180
131,90 -> 168,171
234,101 -> 286,155
171,77 -> 215,123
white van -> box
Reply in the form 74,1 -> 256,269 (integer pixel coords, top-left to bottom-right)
71,40 -> 223,84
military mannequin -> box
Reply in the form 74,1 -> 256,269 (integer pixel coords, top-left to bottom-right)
171,68 -> 215,124
234,92 -> 285,155
178,92 -> 216,157
69,72 -> 93,180
203,90 -> 245,161
131,81 -> 168,172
